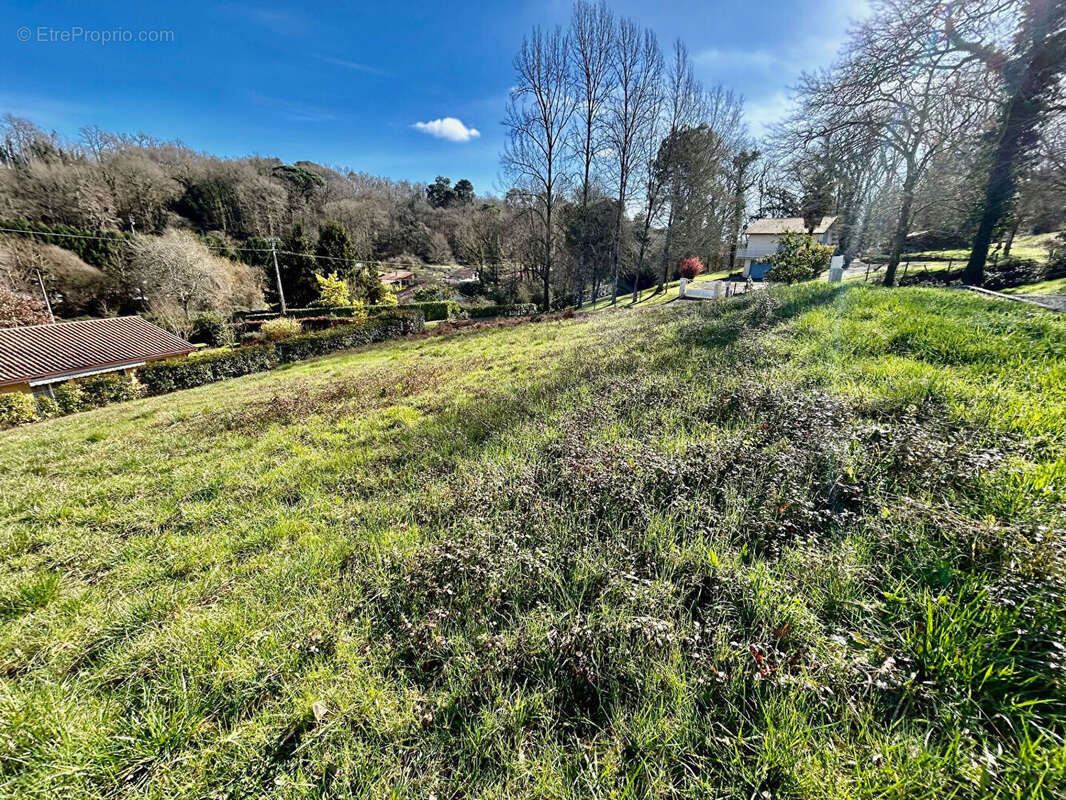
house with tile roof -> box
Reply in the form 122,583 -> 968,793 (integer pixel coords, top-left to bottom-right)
736,216 -> 839,279
0,316 -> 195,395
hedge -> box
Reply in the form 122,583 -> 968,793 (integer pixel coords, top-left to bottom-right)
465,303 -> 538,319
368,301 -> 459,321
0,393 -> 38,428
138,311 -> 424,395
244,300 -> 461,323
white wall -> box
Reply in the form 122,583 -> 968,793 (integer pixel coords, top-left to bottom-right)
744,234 -> 781,259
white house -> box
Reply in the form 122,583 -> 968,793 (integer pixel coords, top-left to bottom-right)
737,216 -> 840,279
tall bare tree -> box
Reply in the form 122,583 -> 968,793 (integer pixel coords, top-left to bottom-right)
503,26 -> 578,310
604,19 -> 663,304
947,0 -> 1066,283
796,0 -> 993,285
569,0 -> 615,306
654,42 -> 702,293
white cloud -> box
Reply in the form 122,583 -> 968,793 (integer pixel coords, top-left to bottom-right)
412,117 -> 480,142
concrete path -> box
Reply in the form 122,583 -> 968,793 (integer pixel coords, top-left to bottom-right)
965,285 -> 1065,312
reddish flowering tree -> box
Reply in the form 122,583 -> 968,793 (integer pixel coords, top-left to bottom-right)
0,289 -> 50,328
678,257 -> 705,280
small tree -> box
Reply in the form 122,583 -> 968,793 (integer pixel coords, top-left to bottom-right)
766,231 -> 834,284
678,256 -> 705,279
314,272 -> 350,307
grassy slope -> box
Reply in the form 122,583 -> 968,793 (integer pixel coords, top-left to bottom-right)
1004,276 -> 1066,296
1,286 -> 1065,799
906,231 -> 1060,264
579,269 -> 732,312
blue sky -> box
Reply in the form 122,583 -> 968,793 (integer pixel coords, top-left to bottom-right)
2,0 -> 870,195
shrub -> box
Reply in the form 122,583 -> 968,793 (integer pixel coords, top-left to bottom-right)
678,257 -> 705,280
138,312 -> 425,395
0,393 -> 38,427
413,285 -> 451,302
189,312 -> 234,347
35,395 -> 60,419
0,289 -> 51,329
314,272 -> 351,306
379,291 -> 399,307
466,304 -> 538,319
54,382 -> 88,414
368,301 -> 458,322
138,346 -> 280,395
261,317 -> 303,341
79,374 -> 144,407
766,231 -> 834,284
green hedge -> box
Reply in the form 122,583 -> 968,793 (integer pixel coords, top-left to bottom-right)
0,393 -> 38,428
138,311 -> 423,395
369,301 -> 459,321
466,304 -> 538,319
244,300 -> 461,323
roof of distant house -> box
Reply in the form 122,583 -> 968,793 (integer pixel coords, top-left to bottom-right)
0,316 -> 195,387
444,267 -> 479,283
379,269 -> 414,283
744,216 -> 838,235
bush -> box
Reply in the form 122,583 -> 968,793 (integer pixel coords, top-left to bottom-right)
678,257 -> 705,280
261,317 -> 303,341
413,285 -> 451,302
138,346 -> 280,395
54,382 -> 88,414
0,393 -> 38,427
190,313 -> 233,347
766,231 -> 834,284
35,395 -> 60,419
79,374 -> 144,407
0,289 -> 51,329
379,291 -> 399,307
189,312 -> 234,347
138,312 -> 425,395
370,301 -> 459,322
314,272 -> 351,306
982,257 -> 1055,290
465,304 -> 538,319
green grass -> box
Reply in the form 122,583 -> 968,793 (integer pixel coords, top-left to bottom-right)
1004,276 -> 1066,296
906,231 -> 1061,264
581,269 -> 732,311
2,285 -> 1065,798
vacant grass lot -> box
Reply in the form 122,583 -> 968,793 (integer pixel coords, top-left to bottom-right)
1,285 -> 1064,799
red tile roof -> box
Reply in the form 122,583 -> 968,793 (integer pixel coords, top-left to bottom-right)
379,270 -> 414,283
0,316 -> 195,387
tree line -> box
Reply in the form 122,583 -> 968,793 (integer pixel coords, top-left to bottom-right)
2,0 -> 1063,327
768,0 -> 1065,286
504,0 -> 758,308
504,0 -> 1066,304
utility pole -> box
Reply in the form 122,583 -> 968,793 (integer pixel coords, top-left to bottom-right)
267,237 -> 287,315
35,269 -> 55,323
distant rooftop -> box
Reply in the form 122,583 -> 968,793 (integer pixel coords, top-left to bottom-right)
745,216 -> 838,235
0,316 -> 194,387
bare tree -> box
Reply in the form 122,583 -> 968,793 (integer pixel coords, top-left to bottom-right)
503,26 -> 578,310
569,0 -> 616,306
652,43 -> 703,293
946,0 -> 1066,283
796,0 -> 993,285
604,19 -> 663,304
